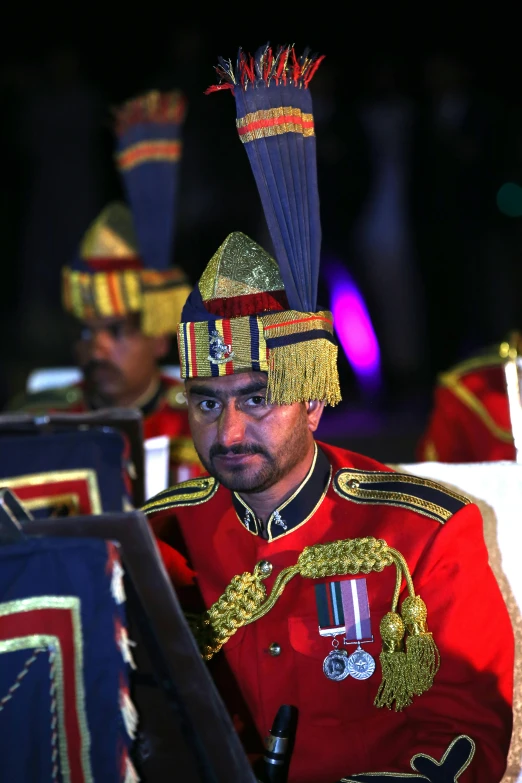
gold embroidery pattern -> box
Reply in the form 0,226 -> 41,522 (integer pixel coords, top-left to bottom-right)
0,596 -> 91,782
340,734 -> 475,781
22,493 -> 81,515
2,470 -> 102,515
333,470 -> 470,524
141,476 -> 218,513
197,231 -> 283,302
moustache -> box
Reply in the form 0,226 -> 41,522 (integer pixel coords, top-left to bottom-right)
82,360 -> 122,381
209,443 -> 269,459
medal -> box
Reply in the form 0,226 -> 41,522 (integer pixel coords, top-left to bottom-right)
341,578 -> 375,679
314,581 -> 349,680
346,645 -> 376,680
323,642 -> 350,681
314,577 -> 375,681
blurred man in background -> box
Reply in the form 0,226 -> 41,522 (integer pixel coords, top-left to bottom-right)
8,89 -> 203,483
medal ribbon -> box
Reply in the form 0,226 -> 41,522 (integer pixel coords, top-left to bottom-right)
314,581 -> 345,637
341,578 -> 372,644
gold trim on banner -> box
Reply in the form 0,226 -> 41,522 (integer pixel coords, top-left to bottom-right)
0,634 -> 71,782
1,470 -> 102,514
22,494 -> 81,515
0,596 -> 91,781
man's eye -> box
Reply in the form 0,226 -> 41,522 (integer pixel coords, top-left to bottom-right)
199,400 -> 218,412
108,323 -> 126,340
248,396 -> 266,406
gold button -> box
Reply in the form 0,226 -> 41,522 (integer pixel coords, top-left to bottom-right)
268,642 -> 281,656
257,560 -> 273,577
348,479 -> 360,489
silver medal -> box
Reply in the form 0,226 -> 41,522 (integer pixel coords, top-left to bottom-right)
323,648 -> 350,681
346,646 -> 375,680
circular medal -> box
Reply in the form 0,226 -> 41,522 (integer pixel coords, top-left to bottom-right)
347,648 -> 376,680
323,649 -> 350,681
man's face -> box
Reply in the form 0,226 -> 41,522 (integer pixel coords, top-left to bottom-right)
185,371 -> 324,493
74,314 -> 169,405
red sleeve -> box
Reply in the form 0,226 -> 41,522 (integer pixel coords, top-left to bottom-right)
397,502 -> 513,781
417,385 -> 476,463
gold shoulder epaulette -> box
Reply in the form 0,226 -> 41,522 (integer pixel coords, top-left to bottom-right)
333,468 -> 470,525
6,385 -> 84,413
141,476 -> 218,514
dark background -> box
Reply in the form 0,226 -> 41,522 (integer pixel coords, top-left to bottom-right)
1,10 -> 522,462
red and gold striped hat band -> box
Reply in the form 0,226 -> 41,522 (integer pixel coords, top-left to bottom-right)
236,107 -> 314,144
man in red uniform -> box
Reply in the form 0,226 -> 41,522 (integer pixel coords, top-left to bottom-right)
9,89 -> 202,483
417,336 -> 519,462
143,44 -> 514,782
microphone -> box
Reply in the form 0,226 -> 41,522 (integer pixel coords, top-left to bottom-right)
255,704 -> 298,783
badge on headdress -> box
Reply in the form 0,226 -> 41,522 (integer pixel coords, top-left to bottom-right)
207,330 -> 234,364
314,578 -> 375,682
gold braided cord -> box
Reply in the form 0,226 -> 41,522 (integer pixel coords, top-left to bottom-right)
195,536 -> 441,711
200,538 -> 404,658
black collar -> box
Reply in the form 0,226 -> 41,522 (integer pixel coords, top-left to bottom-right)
232,444 -> 331,542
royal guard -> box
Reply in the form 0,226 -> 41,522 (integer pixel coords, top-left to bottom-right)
417,333 -> 520,463
141,43 -> 514,782
10,89 -> 203,484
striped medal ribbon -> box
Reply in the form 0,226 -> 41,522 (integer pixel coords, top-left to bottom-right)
314,578 -> 375,681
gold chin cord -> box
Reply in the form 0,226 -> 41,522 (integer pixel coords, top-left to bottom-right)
192,536 -> 440,712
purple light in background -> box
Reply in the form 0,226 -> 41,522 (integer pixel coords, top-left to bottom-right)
323,259 -> 381,394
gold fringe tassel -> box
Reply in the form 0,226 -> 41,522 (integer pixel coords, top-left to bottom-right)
373,612 -> 411,711
267,339 -> 341,406
142,285 -> 191,336
402,595 -> 440,696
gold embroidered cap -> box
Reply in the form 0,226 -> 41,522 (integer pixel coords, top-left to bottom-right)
177,44 -> 341,406
61,90 -> 191,336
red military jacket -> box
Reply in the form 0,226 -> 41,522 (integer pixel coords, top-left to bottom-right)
8,374 -> 203,484
417,353 -> 515,463
143,441 -> 514,783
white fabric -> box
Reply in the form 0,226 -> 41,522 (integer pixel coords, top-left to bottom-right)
144,436 -> 171,501
393,461 -> 522,782
26,365 -> 181,393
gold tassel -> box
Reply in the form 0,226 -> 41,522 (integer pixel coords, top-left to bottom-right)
402,595 -> 440,696
267,339 -> 341,406
374,611 -> 412,711
142,285 -> 191,336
